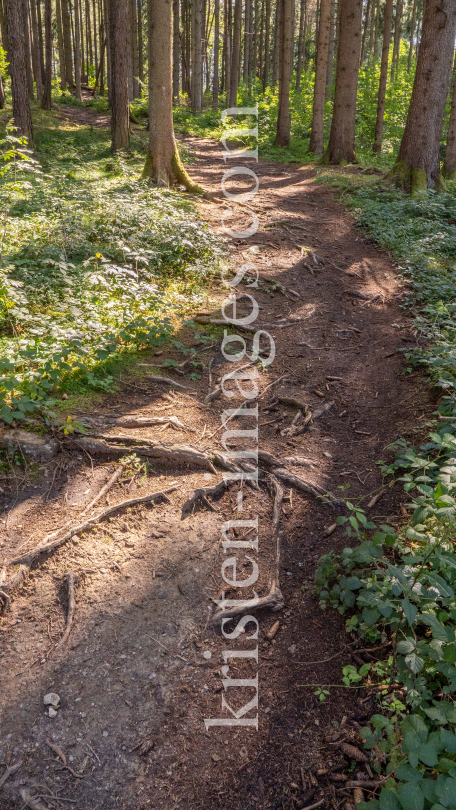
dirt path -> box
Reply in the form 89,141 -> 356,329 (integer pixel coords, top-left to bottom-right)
0,123 -> 432,810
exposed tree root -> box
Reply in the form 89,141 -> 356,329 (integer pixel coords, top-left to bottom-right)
212,476 -> 284,625
182,478 -> 236,516
0,588 -> 11,612
87,415 -> 195,432
3,485 -> 178,590
0,761 -> 22,788
81,464 -> 125,515
145,374 -> 196,390
67,436 -> 217,473
272,468 -> 341,506
56,572 -> 77,649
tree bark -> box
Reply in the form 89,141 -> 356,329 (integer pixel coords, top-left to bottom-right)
322,0 -> 363,163
407,0 -> 418,70
5,0 -> 34,145
213,0 -> 219,105
41,0 -> 52,107
138,0 -> 143,89
390,0 -> 403,81
191,0 -> 203,111
272,0 -> 281,87
243,0 -> 251,79
325,0 -> 335,93
30,0 -> 43,99
310,0 -> 331,153
131,0 -> 140,96
0,0 -> 10,73
262,0 -> 270,88
373,0 -> 380,58
110,0 -> 130,149
73,0 -> 83,98
0,70 -> 5,106
22,0 -> 34,97
61,0 -> 74,86
360,0 -> 371,63
391,0 -> 456,191
295,0 -> 306,88
229,0 -> 241,104
372,0 -> 393,151
55,0 -> 67,88
275,0 -> 292,145
172,0 -> 180,102
142,0 -> 202,191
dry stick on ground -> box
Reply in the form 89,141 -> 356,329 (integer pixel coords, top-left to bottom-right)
67,436 -> 217,473
4,485 -> 178,588
46,741 -> 66,765
212,476 -> 284,625
0,761 -> 22,788
272,468 -> 342,507
55,572 -> 77,649
81,464 -> 125,515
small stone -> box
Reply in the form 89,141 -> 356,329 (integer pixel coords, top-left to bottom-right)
43,692 -> 60,707
48,707 -> 58,718
288,644 -> 296,654
103,731 -> 108,737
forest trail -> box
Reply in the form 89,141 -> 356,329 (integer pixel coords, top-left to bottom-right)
0,120 -> 433,810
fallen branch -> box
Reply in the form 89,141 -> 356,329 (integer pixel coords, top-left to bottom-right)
0,761 -> 22,788
273,468 -> 341,507
8,485 -> 179,570
81,464 -> 125,515
67,436 -> 216,473
56,572 -> 77,649
212,475 -> 284,624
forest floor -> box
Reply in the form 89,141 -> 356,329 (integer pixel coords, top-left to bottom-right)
0,113 -> 434,810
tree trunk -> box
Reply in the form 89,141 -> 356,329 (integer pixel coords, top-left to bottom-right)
325,0 -> 335,93
0,0 -> 10,72
80,0 -> 86,83
295,0 -> 306,88
110,0 -> 129,148
138,0 -> 143,89
322,0 -> 363,163
41,0 -> 52,107
142,0 -> 202,191
30,0 -> 43,98
5,0 -> 34,145
372,0 -> 393,152
275,0 -> 292,145
0,70 -> 5,107
229,0 -> 241,104
172,0 -> 179,102
86,0 -> 93,81
56,0 -> 67,88
271,0 -> 281,86
360,0 -> 371,63
22,0 -> 34,97
73,0 -> 82,98
262,0 -> 270,88
390,0 -> 402,81
243,0 -> 251,79
407,0 -> 417,71
373,0 -> 380,58
191,0 -> 203,111
213,0 -> 219,105
61,0 -> 74,86
252,0 -> 259,80
103,0 -> 112,101
131,0 -> 139,96
391,0 -> 456,192
310,0 -> 331,153
444,65 -> 456,177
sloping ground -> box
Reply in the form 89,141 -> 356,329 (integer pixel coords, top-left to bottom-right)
0,126 -> 432,810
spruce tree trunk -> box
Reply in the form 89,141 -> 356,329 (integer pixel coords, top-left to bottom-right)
407,0 -> 417,71
80,0 -> 86,83
310,0 -> 331,153
390,0 -> 402,81
138,0 -> 143,89
360,0 -> 371,63
213,0 -> 219,105
110,0 -> 130,149
74,0 -> 83,98
373,0 -> 380,58
325,0 -> 335,93
61,0 -> 74,86
322,0 -> 363,163
229,0 -> 241,104
191,0 -> 203,111
243,0 -> 251,79
5,0 -> 35,146
0,70 -> 5,107
0,0 -> 10,72
22,0 -> 34,97
271,0 -> 280,87
103,0 -> 112,102
391,0 -> 456,191
295,0 -> 306,88
41,0 -> 52,107
275,0 -> 292,145
262,0 -> 270,88
30,0 -> 43,99
373,0 -> 393,152
444,66 -> 456,177
172,0 -> 180,102
142,0 -> 202,191
131,0 -> 139,96
56,0 -> 67,88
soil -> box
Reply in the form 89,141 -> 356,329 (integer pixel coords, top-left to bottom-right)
0,114 -> 433,810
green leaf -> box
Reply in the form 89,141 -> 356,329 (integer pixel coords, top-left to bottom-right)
398,639 -> 416,655
436,776 -> 456,808
402,598 -> 418,627
441,729 -> 456,755
397,782 -> 424,810
379,788 -> 401,810
421,613 -> 451,642
405,652 -> 424,674
417,742 -> 440,767
395,764 -> 422,782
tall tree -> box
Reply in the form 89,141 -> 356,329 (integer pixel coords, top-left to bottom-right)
41,0 -> 52,108
262,0 -> 270,89
325,0 -> 335,94
360,0 -> 371,62
322,0 -> 363,163
172,0 -> 179,102
213,0 -> 219,106
391,0 -> 456,191
295,0 -> 306,88
22,0 -> 34,97
142,0 -> 202,190
74,0 -> 83,99
407,0 -> 418,70
30,0 -> 43,99
5,0 -> 34,146
110,0 -> 130,149
229,0 -> 242,105
443,68 -> 456,178
275,0 -> 293,145
373,0 -> 394,152
390,0 -> 403,80
191,0 -> 203,111
55,0 -> 67,88
310,0 -> 331,153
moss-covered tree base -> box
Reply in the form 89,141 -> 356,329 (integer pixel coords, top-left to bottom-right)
317,148 -> 358,166
141,148 -> 205,196
389,160 -> 447,195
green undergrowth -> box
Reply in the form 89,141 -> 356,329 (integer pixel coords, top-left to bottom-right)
0,107 -> 223,424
